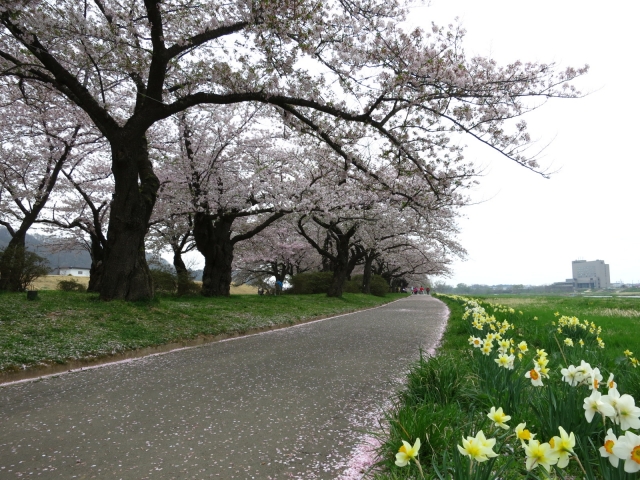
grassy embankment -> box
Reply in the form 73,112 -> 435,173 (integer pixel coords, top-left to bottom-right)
31,275 -> 259,294
0,290 -> 406,375
373,294 -> 640,479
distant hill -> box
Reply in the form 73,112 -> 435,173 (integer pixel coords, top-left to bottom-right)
0,227 -> 91,271
1,227 -> 202,278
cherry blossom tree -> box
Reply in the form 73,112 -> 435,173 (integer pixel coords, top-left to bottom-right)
232,218 -> 322,288
0,0 -> 587,300
147,191 -> 197,296
0,81 -> 97,291
161,106 -> 317,296
39,150 -> 113,292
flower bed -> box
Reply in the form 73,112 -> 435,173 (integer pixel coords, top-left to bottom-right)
373,295 -> 640,479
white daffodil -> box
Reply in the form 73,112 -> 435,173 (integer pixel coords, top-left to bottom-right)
584,389 -> 616,423
525,367 -> 544,387
599,428 -> 620,468
616,394 -> 640,431
611,430 -> 640,473
589,367 -> 603,391
561,365 -> 579,386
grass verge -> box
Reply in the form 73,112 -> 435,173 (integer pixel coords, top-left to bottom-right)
0,291 -> 406,374
372,294 -> 640,479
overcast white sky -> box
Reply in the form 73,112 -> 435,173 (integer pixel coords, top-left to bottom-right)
404,0 -> 640,286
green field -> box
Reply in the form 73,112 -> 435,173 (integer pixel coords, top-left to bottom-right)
0,291 -> 406,374
472,295 -> 640,363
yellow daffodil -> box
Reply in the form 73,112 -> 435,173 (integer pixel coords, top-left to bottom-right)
624,349 -> 633,357
515,423 -> 535,445
524,439 -> 559,472
550,427 -> 576,469
395,438 -> 421,467
487,406 -> 511,429
457,431 -> 498,462
564,338 -> 574,347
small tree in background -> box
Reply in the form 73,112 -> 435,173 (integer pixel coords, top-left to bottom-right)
0,247 -> 49,291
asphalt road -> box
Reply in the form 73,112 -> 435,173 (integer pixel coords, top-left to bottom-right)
0,295 -> 448,479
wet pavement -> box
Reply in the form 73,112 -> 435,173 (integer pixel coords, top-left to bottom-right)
0,295 -> 448,479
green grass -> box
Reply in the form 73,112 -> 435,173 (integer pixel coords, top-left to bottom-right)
0,291 -> 407,373
373,294 -> 640,480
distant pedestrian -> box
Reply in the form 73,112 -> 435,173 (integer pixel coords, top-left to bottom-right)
275,280 -> 283,295
419,286 -> 424,295
426,287 -> 430,295
258,287 -> 264,295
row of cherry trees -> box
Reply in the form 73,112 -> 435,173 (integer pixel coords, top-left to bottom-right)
0,1 -> 587,300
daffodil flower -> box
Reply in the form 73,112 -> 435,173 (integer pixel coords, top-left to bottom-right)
457,430 -> 498,462
524,439 -> 559,472
589,367 -> 603,391
550,426 -> 575,468
487,406 -> 511,429
599,428 -> 620,468
612,430 -> 640,473
525,367 -> 544,386
584,389 -> 616,423
395,438 -> 420,467
616,394 -> 640,430
515,423 -> 535,446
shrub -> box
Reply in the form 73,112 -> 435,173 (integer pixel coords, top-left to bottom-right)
369,274 -> 389,297
290,271 -> 334,294
343,275 -> 363,293
0,246 -> 50,291
150,268 -> 177,293
57,279 -> 87,292
344,274 -> 389,296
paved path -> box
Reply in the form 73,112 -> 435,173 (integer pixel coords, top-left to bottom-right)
0,295 -> 448,479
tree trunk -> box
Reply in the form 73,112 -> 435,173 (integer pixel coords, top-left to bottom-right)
99,135 -> 159,301
0,231 -> 27,291
87,234 -> 105,293
193,213 -> 234,297
326,239 -> 350,297
361,254 -> 374,295
173,250 -> 191,296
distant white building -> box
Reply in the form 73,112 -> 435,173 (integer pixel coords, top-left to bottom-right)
55,266 -> 91,277
572,259 -> 610,289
